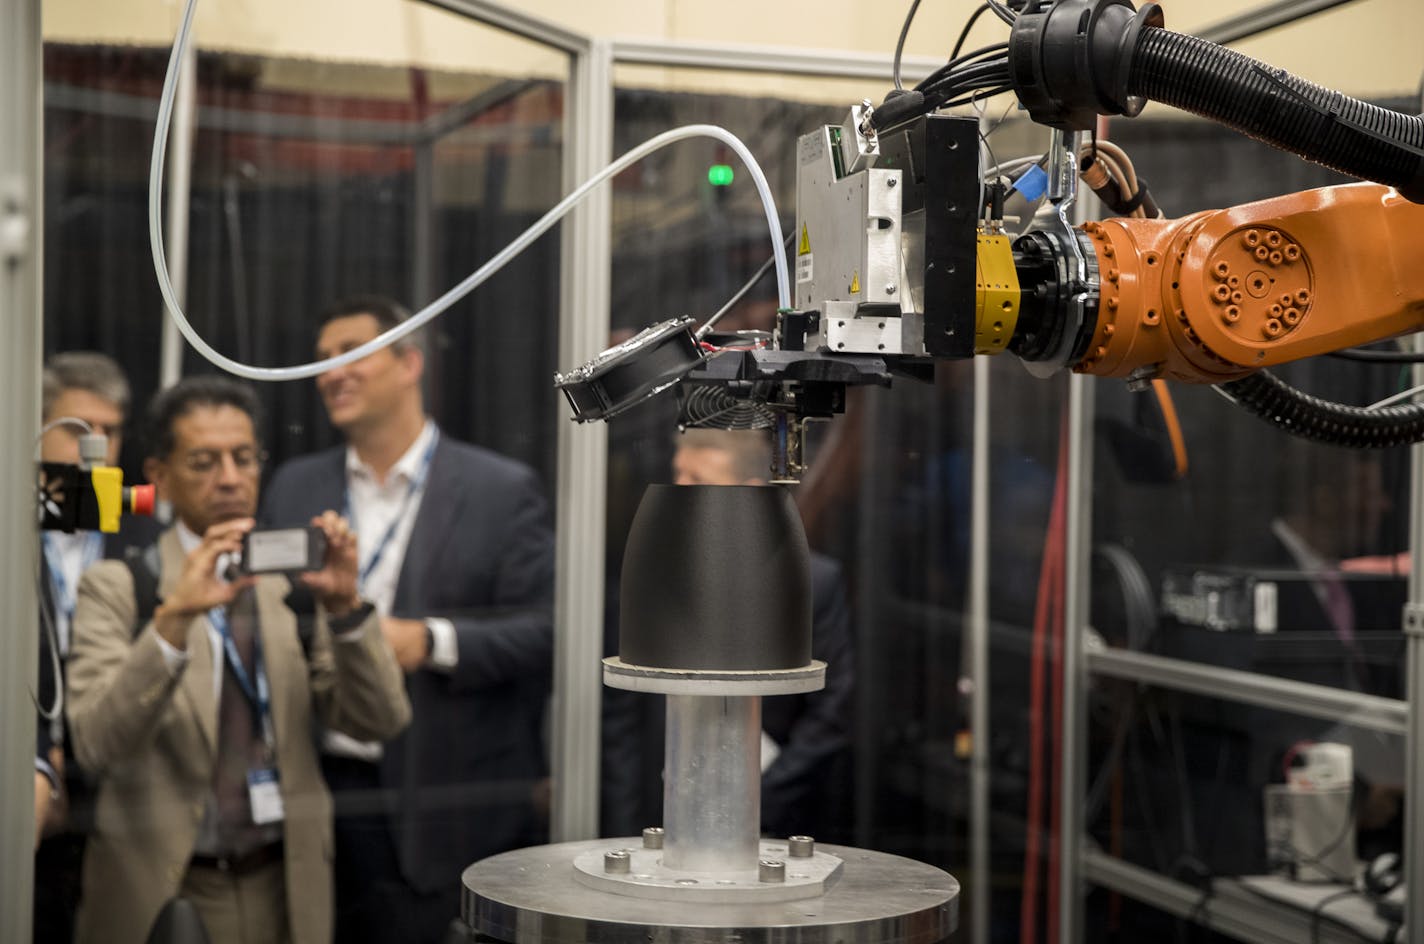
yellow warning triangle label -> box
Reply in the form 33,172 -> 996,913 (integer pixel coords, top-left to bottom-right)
849,271 -> 860,294
798,224 -> 811,256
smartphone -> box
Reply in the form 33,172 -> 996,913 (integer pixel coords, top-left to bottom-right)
239,525 -> 327,574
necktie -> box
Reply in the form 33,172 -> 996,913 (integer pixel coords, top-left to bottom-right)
211,589 -> 280,854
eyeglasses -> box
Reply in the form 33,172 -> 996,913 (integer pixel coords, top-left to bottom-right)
180,447 -> 266,477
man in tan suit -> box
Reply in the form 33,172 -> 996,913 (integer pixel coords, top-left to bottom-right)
67,375 -> 411,944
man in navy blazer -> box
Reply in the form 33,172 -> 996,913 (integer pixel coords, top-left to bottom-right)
261,296 -> 555,944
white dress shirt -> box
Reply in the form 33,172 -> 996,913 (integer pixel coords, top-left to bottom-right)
42,530 -> 103,656
343,420 -> 456,666
326,420 -> 454,761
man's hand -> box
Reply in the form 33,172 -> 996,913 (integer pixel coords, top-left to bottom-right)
299,511 -> 362,617
153,518 -> 257,649
34,772 -> 52,849
34,747 -> 67,847
382,617 -> 431,671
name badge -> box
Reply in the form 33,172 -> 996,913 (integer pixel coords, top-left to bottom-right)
247,768 -> 285,825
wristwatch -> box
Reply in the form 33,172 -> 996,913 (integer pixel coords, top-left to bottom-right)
327,600 -> 374,633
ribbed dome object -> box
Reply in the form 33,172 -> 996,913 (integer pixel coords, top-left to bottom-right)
619,484 -> 812,671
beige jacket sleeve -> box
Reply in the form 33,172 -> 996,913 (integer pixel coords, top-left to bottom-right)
67,561 -> 186,778
305,602 -> 411,743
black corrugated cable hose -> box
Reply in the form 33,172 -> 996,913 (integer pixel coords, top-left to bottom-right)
1127,28 -> 1424,203
1220,370 -> 1424,449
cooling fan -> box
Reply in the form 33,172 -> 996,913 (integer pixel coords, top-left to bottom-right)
677,384 -> 776,430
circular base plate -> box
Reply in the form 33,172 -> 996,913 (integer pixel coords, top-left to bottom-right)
463,839 -> 958,944
603,658 -> 826,695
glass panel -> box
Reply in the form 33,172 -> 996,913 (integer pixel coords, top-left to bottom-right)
44,12 -> 565,482
1080,116 -> 1412,938
40,7 -> 567,941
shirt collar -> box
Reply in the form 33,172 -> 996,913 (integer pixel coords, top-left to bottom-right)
345,419 -> 437,486
175,518 -> 203,553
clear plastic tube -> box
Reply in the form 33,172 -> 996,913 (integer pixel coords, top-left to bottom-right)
148,0 -> 790,382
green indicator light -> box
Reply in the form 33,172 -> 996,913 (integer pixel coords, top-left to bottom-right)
708,164 -> 735,186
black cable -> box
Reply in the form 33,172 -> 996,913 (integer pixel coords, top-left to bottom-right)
1128,28 -> 1424,202
1326,346 -> 1424,364
1310,887 -> 1367,944
936,85 -> 1014,112
915,42 -> 1010,92
922,71 -> 1012,109
925,69 -> 1012,105
698,231 -> 797,337
985,0 -> 1016,26
950,3 -> 992,60
1128,718 -> 1173,873
1220,369 -> 1424,448
891,0 -> 924,92
924,56 -> 1011,90
1285,786 -> 1361,884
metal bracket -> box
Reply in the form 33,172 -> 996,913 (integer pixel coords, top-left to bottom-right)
1402,602 -> 1424,637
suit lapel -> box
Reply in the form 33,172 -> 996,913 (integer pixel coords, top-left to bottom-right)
392,438 -> 464,613
159,530 -> 218,760
317,448 -> 348,515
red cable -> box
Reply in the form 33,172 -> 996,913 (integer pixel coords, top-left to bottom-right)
1021,527 -> 1049,944
1046,425 -> 1069,944
1022,410 -> 1070,944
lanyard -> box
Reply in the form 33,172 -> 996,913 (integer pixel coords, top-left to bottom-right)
207,605 -> 275,750
344,429 -> 439,592
42,532 -> 103,631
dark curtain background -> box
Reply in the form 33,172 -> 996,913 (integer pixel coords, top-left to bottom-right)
44,45 -> 563,497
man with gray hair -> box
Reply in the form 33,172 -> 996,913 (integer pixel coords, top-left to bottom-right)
34,351 -> 153,943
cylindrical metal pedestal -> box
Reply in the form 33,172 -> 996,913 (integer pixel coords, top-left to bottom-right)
663,694 -> 761,872
464,839 -> 959,944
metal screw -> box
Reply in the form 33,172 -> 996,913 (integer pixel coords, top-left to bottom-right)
642,827 -> 664,850
886,284 -> 897,295
887,178 -> 898,188
788,836 -> 816,858
604,850 -> 631,874
759,859 -> 787,883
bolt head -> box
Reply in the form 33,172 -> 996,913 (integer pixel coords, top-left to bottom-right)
758,858 -> 787,883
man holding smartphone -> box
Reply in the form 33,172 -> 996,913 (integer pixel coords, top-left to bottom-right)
65,375 -> 410,944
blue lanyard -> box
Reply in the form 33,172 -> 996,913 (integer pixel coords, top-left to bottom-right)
343,429 -> 439,592
42,532 -> 103,629
207,605 -> 275,750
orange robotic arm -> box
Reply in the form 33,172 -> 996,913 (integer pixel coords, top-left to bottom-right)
1070,184 -> 1424,384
